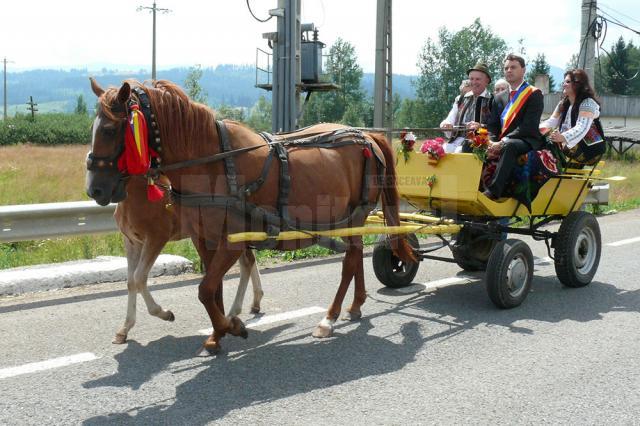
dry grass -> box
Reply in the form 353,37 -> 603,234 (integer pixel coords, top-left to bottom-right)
0,144 -> 90,204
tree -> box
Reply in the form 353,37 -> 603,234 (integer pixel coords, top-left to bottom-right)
216,103 -> 245,122
246,95 -> 271,132
75,94 -> 88,115
184,64 -> 208,104
526,53 -> 556,91
414,18 -> 509,127
301,38 -> 367,126
603,37 -> 636,95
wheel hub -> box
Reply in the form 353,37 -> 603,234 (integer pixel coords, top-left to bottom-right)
574,228 -> 596,274
506,254 -> 528,297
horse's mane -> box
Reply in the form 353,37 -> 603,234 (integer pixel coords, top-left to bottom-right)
99,79 -> 218,159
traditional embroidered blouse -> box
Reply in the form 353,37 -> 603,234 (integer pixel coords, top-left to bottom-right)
540,98 -> 600,148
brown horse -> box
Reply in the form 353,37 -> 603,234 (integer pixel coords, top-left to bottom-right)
86,78 -> 414,355
107,174 -> 263,345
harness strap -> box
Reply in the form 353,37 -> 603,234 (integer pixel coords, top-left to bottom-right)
216,120 -> 239,196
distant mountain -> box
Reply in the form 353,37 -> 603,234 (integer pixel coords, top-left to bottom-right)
1,66 -> 417,114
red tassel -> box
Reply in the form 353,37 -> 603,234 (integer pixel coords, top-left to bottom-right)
362,147 -> 372,158
147,182 -> 165,202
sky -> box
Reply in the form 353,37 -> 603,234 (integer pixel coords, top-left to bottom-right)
1,0 -> 639,75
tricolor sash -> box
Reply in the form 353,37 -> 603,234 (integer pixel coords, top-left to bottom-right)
500,82 -> 538,139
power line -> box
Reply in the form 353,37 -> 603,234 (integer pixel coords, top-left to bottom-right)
246,0 -> 272,23
598,2 -> 640,26
137,2 -> 172,81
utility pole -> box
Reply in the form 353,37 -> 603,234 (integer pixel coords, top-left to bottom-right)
269,0 -> 301,133
374,0 -> 392,137
26,96 -> 38,121
137,2 -> 171,81
578,0 -> 597,83
3,57 -> 14,121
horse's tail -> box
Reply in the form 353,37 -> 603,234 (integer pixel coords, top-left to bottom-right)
367,132 -> 417,263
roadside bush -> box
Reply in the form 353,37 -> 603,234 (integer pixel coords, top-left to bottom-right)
0,113 -> 93,146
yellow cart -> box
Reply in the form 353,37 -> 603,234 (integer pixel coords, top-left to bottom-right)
371,150 -> 619,308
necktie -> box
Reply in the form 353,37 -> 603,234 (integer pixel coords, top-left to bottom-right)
509,90 -> 517,100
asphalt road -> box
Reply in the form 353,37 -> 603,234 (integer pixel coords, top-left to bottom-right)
1,209 -> 640,425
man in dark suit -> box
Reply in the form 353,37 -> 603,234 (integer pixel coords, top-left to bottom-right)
484,54 -> 544,199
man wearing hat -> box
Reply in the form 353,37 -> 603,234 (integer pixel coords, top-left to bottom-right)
440,61 -> 493,153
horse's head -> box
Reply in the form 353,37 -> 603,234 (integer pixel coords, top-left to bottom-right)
85,78 -> 131,206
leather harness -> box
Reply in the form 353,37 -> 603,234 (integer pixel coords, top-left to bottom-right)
89,87 -> 387,251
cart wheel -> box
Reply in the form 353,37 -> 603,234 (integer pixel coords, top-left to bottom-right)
372,233 -> 419,288
485,239 -> 533,309
554,211 -> 601,288
451,228 -> 499,271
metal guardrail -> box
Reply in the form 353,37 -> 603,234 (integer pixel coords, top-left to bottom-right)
0,201 -> 117,243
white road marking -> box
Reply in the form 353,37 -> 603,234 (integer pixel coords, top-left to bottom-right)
198,306 -> 326,335
607,236 -> 640,247
0,352 -> 98,380
534,256 -> 553,265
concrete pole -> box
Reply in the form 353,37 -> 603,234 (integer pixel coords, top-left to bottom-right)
578,0 -> 597,83
3,58 -> 7,121
152,2 -> 157,81
138,2 -> 170,81
373,0 -> 392,133
272,0 -> 301,133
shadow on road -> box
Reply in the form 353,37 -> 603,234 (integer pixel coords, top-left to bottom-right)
82,319 -> 422,424
81,271 -> 639,424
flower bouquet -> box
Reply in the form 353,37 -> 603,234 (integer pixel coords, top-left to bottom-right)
420,137 -> 446,165
467,128 -> 490,163
397,131 -> 417,163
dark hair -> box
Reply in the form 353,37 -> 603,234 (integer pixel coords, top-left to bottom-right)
504,54 -> 526,68
563,69 -> 599,105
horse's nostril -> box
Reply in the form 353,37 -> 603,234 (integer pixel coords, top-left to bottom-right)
88,187 -> 103,199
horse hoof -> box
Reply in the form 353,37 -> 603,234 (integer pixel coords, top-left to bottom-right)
312,324 -> 333,338
342,311 -> 362,321
230,317 -> 248,339
250,306 -> 261,314
112,334 -> 127,344
197,338 -> 221,356
166,311 -> 175,322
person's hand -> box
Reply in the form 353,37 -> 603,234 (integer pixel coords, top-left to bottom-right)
441,123 -> 453,130
487,141 -> 502,154
549,130 -> 566,146
466,121 -> 480,131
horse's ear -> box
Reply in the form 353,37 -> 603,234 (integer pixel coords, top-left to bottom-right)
117,82 -> 131,105
89,77 -> 104,97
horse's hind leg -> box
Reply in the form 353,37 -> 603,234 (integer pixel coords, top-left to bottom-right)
137,237 -> 175,322
228,249 -> 263,317
312,240 -> 360,338
247,249 -> 264,314
114,238 -> 142,344
344,237 -> 366,321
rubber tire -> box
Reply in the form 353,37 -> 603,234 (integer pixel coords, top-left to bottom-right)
485,239 -> 534,309
554,211 -> 601,288
372,233 -> 420,288
451,228 -> 499,272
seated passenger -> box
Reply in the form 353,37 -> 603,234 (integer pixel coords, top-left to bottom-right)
484,54 -> 544,200
440,63 -> 493,153
540,69 -> 605,165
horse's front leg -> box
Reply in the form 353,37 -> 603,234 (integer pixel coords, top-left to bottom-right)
312,241 -> 360,338
114,238 -> 142,344
137,237 -> 175,323
197,241 -> 246,355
